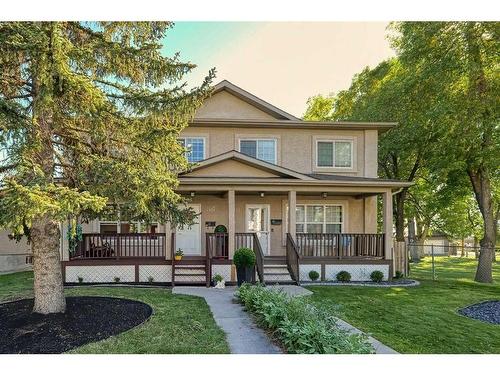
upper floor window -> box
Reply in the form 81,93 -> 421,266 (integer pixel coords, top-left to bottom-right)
179,137 -> 205,163
316,140 -> 353,168
239,139 -> 277,164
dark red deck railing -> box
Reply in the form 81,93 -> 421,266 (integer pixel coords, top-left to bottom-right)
72,233 -> 166,259
295,233 -> 385,258
206,232 -> 229,259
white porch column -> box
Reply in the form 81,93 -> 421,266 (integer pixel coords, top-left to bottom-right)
288,190 -> 297,240
228,190 -> 235,259
164,222 -> 171,260
382,190 -> 393,260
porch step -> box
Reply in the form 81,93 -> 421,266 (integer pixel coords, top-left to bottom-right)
173,263 -> 207,286
174,266 -> 206,276
175,274 -> 206,283
263,265 -> 290,274
262,264 -> 294,283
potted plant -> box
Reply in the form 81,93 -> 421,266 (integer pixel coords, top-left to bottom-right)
233,247 -> 256,286
174,248 -> 184,261
213,274 -> 225,289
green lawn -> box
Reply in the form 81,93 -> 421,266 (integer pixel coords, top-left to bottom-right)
307,257 -> 500,354
0,272 -> 229,354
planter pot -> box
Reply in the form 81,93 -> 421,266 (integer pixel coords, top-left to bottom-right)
174,255 -> 182,261
236,265 -> 255,286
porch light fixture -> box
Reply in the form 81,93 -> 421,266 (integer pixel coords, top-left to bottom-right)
321,192 -> 328,198
259,192 -> 265,198
190,192 -> 195,197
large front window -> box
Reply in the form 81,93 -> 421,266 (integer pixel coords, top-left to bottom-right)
99,222 -> 158,234
317,140 -> 353,168
296,204 -> 343,233
239,139 -> 277,164
179,137 -> 205,162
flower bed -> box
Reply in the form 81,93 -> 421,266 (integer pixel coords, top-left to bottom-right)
235,283 -> 373,354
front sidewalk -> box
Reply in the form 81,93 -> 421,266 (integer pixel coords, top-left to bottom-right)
173,286 -> 281,354
173,285 -> 398,354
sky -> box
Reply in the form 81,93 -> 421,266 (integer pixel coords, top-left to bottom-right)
162,22 -> 395,117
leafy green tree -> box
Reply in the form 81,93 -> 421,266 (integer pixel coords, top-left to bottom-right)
304,59 -> 437,242
0,22 -> 214,313
391,22 -> 499,282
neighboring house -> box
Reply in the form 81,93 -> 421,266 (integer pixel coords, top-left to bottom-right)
5,80 -> 413,283
0,231 -> 32,274
423,233 -> 452,255
422,233 -> 475,256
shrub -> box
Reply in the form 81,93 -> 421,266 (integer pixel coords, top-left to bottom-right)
77,276 -> 83,284
114,277 -> 120,283
148,276 -> 154,284
394,271 -> 404,279
213,274 -> 224,283
235,284 -> 373,354
233,247 -> 256,268
175,248 -> 184,257
308,270 -> 320,281
336,271 -> 351,282
370,270 -> 384,283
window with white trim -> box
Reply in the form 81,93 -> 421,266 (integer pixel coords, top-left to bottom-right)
316,140 -> 353,168
296,204 -> 343,233
98,206 -> 158,234
99,221 -> 158,234
239,139 -> 277,164
179,137 -> 205,162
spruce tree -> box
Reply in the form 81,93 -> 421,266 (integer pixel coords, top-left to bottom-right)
0,22 -> 214,313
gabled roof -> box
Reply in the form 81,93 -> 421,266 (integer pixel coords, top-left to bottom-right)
180,150 -> 315,180
211,80 -> 300,121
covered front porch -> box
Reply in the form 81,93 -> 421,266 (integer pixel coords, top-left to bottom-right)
63,184 -> 397,285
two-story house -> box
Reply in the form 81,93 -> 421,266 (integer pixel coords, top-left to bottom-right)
54,80 -> 411,285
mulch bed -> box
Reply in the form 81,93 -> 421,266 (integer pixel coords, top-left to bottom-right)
458,300 -> 500,325
0,296 -> 152,353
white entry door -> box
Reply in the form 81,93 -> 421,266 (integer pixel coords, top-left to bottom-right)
176,204 -> 201,255
246,204 -> 271,255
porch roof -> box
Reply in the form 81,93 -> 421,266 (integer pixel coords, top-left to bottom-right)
179,150 -> 413,191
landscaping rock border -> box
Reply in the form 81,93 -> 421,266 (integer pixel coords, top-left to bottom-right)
303,279 -> 420,287
458,300 -> 500,325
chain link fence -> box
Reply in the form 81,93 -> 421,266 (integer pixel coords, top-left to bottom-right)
406,243 -> 499,281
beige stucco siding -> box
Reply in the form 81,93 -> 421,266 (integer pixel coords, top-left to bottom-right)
195,91 -> 276,120
168,194 -> 372,257
0,230 -> 30,255
180,126 -> 378,177
186,159 -> 279,178
70,192 -> 379,259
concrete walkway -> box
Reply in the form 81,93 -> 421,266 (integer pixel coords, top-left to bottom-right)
173,285 -> 398,354
173,286 -> 281,354
333,317 -> 398,354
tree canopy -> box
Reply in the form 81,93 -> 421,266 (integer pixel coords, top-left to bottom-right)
0,22 -> 215,235
0,21 -> 214,313
304,22 -> 499,282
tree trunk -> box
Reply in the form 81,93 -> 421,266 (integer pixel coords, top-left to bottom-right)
31,214 -> 66,314
463,25 -> 496,283
468,168 -> 495,283
408,217 -> 420,262
394,190 -> 406,242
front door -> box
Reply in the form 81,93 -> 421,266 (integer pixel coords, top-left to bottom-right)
245,204 -> 270,255
176,204 -> 201,255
